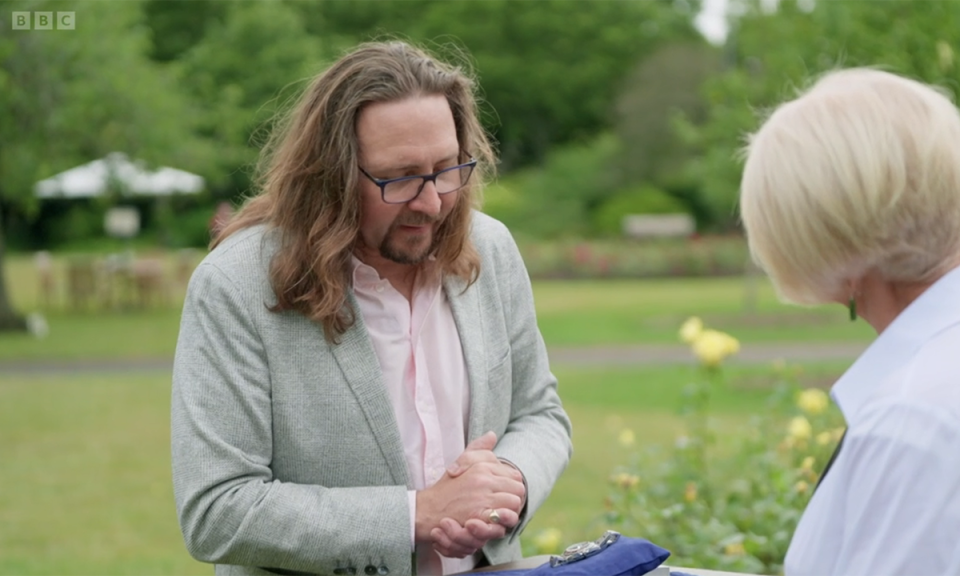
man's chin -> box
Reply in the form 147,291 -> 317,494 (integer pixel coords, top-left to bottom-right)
382,252 -> 426,265
379,225 -> 440,264
381,241 -> 433,265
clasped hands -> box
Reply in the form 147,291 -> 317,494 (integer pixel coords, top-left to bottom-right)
415,431 -> 526,559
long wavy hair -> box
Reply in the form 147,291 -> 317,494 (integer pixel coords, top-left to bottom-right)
214,41 -> 495,342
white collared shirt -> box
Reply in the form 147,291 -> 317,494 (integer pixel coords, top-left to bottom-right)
785,266 -> 960,576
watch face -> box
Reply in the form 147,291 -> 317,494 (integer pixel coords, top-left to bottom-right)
564,542 -> 594,555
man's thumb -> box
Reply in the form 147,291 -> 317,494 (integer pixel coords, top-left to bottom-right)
447,431 -> 498,476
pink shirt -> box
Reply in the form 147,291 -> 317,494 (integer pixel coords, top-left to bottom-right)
351,257 -> 475,575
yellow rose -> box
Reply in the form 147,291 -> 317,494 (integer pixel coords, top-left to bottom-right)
684,482 -> 698,503
691,329 -> 740,367
797,388 -> 829,415
832,427 -> 845,442
787,416 -> 812,441
533,528 -> 563,554
816,431 -> 832,446
679,317 -> 704,344
800,456 -> 815,470
619,428 -> 635,447
611,472 -> 639,490
723,542 -> 746,556
726,333 -> 741,355
795,480 -> 809,493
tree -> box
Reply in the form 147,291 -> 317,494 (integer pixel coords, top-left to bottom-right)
411,0 -> 703,168
175,0 -> 323,198
614,41 -> 722,227
0,0 -> 206,331
143,0 -> 227,63
289,0 -> 702,169
680,0 -> 960,231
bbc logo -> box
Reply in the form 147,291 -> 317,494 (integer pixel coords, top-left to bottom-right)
12,11 -> 76,30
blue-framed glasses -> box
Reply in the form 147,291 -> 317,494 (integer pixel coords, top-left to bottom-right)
358,158 -> 477,204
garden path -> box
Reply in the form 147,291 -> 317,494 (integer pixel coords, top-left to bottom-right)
548,341 -> 867,367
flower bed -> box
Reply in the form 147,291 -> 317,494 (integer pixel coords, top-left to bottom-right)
517,236 -> 750,279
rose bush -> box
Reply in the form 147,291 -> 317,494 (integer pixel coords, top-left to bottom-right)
596,319 -> 844,574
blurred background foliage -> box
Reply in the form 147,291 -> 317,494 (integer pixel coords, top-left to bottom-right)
5,0 -> 960,242
2,0 -> 960,325
2,2 -> 938,569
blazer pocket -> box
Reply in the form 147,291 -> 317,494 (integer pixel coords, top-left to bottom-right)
487,347 -> 512,390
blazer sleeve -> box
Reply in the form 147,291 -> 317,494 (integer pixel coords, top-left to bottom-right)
483,221 -> 574,544
171,261 -> 412,574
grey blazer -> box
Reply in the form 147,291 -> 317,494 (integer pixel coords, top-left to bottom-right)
171,212 -> 573,576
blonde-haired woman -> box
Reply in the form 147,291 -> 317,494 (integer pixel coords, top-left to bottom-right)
741,68 -> 960,575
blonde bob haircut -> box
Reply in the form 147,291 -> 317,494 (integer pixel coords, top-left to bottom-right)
740,68 -> 960,305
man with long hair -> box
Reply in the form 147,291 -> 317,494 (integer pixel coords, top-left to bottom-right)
171,41 -> 572,576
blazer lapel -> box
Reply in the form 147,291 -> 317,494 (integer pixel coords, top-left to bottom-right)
330,295 -> 410,487
444,275 -> 489,441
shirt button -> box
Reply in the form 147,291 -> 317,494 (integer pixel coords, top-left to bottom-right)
378,566 -> 389,575
364,566 -> 378,575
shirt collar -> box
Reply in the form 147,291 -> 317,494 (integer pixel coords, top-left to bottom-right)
350,255 -> 381,287
832,264 -> 960,425
349,254 -> 440,290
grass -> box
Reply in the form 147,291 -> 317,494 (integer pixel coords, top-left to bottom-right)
0,362 -> 849,574
2,252 -> 874,363
0,372 -> 208,575
0,311 -> 181,362
0,249 -> 858,572
532,278 -> 875,345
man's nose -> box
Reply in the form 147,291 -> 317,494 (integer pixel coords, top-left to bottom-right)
407,180 -> 442,216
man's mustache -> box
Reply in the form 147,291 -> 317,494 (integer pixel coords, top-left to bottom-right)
394,214 -> 440,227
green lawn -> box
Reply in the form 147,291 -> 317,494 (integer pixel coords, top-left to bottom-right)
0,372 -> 208,575
0,362 -> 847,574
0,251 -> 857,572
0,311 -> 182,362
532,278 -> 874,345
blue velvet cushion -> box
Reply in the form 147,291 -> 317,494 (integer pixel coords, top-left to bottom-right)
481,536 -> 671,576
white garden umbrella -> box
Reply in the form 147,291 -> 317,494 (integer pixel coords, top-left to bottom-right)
34,152 -> 205,199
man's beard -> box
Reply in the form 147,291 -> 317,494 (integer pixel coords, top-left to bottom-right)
379,214 -> 442,265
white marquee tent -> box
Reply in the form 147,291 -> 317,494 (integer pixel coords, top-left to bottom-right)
34,152 -> 205,199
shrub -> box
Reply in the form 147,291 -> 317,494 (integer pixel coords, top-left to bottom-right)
599,319 -> 844,574
592,185 -> 688,237
483,133 -> 623,239
46,202 -> 107,245
158,204 -> 217,248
